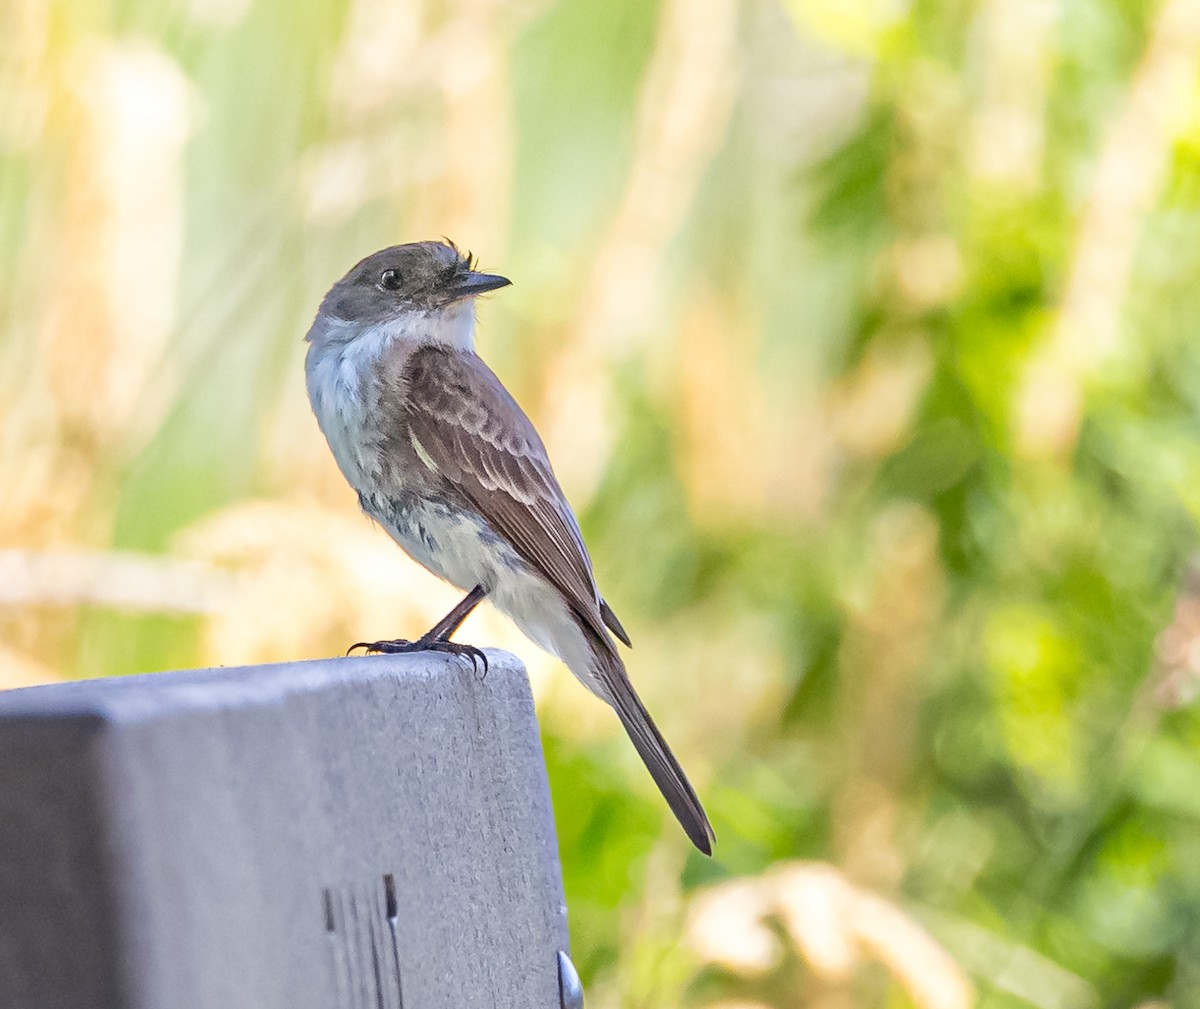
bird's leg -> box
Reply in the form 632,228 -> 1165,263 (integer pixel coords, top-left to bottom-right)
421,584 -> 487,641
348,585 -> 490,673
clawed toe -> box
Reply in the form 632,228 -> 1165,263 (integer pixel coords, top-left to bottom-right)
347,638 -> 417,656
453,643 -> 489,678
427,640 -> 489,677
346,637 -> 488,676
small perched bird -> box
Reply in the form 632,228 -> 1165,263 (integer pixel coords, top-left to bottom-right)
304,240 -> 714,854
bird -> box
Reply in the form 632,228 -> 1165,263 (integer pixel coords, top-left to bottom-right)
304,240 -> 714,854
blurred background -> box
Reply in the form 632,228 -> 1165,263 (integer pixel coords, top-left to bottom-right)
4,0 -> 1200,1005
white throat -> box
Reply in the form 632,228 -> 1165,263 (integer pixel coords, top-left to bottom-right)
310,298 -> 478,355
413,298 -> 477,351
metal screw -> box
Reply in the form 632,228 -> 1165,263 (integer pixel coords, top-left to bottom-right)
557,950 -> 583,1009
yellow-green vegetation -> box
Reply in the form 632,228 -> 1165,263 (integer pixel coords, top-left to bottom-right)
3,0 -> 1200,1006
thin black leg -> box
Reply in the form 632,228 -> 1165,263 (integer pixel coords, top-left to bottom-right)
423,585 -> 487,641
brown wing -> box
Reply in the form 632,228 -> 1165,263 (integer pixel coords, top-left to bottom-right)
401,346 -> 612,646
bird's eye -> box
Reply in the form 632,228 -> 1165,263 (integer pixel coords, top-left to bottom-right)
379,269 -> 402,291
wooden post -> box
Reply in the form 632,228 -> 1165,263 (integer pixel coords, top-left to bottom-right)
0,651 -> 576,1009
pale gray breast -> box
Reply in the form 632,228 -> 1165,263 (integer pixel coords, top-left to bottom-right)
304,323 -> 422,497
306,340 -> 380,493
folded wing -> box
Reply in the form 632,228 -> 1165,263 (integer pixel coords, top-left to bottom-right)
400,346 -> 610,646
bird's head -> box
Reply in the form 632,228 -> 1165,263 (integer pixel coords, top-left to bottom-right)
306,240 -> 510,350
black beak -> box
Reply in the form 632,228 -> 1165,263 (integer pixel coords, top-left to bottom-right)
448,271 -> 511,299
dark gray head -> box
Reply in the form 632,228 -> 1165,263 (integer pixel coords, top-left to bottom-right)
308,240 -> 510,336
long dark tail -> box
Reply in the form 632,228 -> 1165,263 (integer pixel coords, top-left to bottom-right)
590,644 -> 715,855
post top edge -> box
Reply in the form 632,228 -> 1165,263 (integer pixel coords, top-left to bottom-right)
0,649 -> 528,723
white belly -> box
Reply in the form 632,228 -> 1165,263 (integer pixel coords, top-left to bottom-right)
380,496 -> 512,592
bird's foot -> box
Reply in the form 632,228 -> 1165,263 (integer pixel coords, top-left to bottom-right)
347,637 -> 489,677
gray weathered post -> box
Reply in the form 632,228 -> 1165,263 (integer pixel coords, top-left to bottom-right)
0,651 -> 576,1009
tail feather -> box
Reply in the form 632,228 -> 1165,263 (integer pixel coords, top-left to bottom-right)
592,646 -> 715,855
